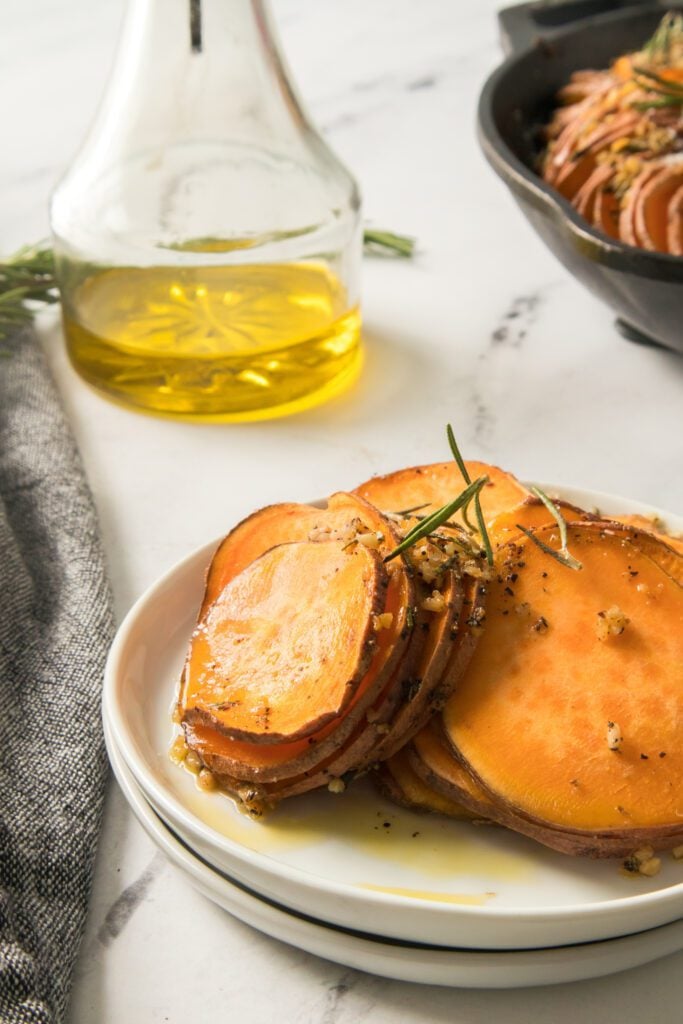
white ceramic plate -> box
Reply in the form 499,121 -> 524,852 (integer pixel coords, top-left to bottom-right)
103,484 -> 683,951
105,717 -> 683,989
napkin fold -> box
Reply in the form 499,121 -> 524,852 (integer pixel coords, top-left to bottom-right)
0,329 -> 114,1024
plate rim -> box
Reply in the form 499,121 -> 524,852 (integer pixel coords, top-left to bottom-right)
104,716 -> 683,988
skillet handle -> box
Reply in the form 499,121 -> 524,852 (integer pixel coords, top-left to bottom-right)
498,0 -> 664,57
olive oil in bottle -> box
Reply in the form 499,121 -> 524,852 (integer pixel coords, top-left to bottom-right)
59,260 -> 362,420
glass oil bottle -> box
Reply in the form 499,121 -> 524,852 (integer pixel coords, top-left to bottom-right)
50,0 -> 362,421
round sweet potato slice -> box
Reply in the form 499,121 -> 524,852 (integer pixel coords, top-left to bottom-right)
574,163 -> 614,222
634,162 -> 683,253
354,460 -> 529,525
614,513 -> 683,557
410,722 -> 494,820
375,748 -> 474,818
592,184 -> 620,239
181,492 -> 417,775
667,182 -> 683,255
619,163 -> 665,248
201,491 -> 408,616
442,522 -> 683,856
183,540 -> 387,744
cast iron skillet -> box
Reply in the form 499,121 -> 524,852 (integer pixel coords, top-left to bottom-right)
478,0 -> 683,353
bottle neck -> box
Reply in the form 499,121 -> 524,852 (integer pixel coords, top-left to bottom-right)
100,0 -> 310,148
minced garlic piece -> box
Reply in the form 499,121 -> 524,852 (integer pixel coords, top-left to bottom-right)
672,845 -> 683,860
607,721 -> 623,751
327,778 -> 346,794
184,749 -> 202,775
623,845 -> 661,876
638,857 -> 661,877
339,518 -> 362,544
373,612 -> 394,632
596,605 -> 629,641
197,768 -> 217,792
357,530 -> 383,549
422,590 -> 446,613
308,525 -> 331,542
169,735 -> 188,765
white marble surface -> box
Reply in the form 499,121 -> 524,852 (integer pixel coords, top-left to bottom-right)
4,0 -> 683,1020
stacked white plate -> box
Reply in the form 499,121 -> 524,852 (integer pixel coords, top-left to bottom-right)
103,485 -> 683,989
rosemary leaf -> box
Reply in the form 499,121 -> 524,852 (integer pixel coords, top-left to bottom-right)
633,66 -> 683,94
530,485 -> 569,553
516,524 -> 583,572
446,424 -> 494,565
362,229 -> 415,258
384,476 -> 488,563
632,96 -> 683,111
0,244 -> 58,341
393,503 -> 431,517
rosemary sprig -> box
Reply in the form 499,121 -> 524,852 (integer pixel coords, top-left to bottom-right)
393,502 -> 430,517
446,424 -> 494,566
643,12 -> 683,62
516,485 -> 583,571
633,66 -> 683,95
632,96 -> 683,110
0,244 -> 58,341
362,229 -> 415,258
383,477 -> 488,563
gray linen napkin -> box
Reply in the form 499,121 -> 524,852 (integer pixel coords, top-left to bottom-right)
0,329 -> 115,1024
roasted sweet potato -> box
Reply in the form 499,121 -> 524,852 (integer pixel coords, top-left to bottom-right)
376,748 -> 474,818
441,521 -> 683,857
614,513 -> 683,556
634,162 -> 683,253
542,20 -> 683,251
181,493 -> 418,787
410,722 -> 494,820
667,182 -> 683,255
183,540 -> 387,744
354,460 -> 529,524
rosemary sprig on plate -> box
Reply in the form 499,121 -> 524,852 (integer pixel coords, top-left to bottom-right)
516,486 -> 583,571
446,424 -> 494,565
384,476 -> 488,563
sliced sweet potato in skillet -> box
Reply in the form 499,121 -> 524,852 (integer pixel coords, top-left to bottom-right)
375,748 -> 475,818
183,540 -> 387,744
667,182 -> 683,255
574,163 -> 614,222
441,521 -> 683,857
634,161 -> 683,253
619,164 -> 664,247
354,460 -> 529,525
592,183 -> 621,239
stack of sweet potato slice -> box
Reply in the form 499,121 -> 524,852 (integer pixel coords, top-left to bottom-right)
542,14 -> 683,253
376,486 -> 683,860
177,473 -> 501,814
176,453 -> 683,860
